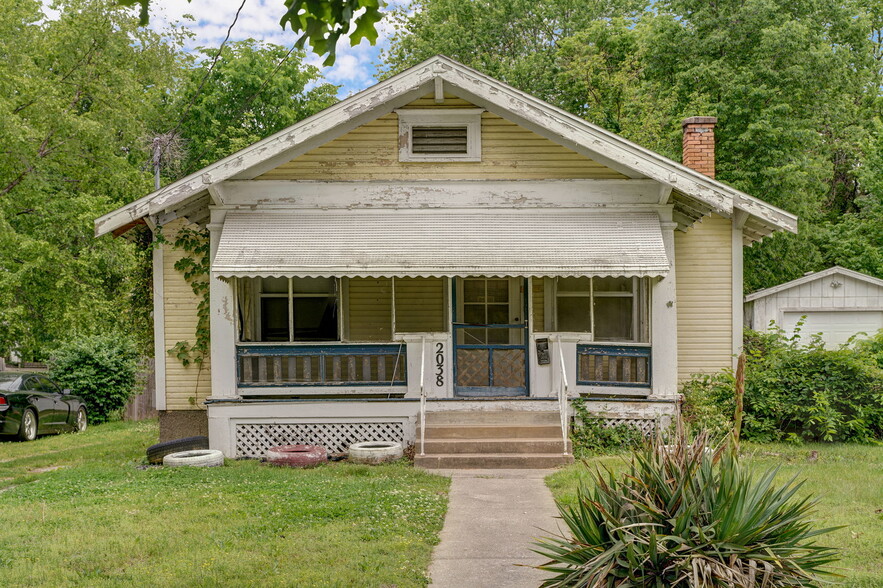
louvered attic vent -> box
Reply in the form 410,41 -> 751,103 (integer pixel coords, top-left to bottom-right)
411,127 -> 468,154
396,108 -> 483,162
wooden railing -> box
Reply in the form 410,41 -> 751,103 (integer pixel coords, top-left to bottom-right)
576,344 -> 651,388
237,344 -> 407,387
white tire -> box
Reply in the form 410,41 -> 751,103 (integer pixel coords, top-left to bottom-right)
348,441 -> 403,464
163,449 -> 225,468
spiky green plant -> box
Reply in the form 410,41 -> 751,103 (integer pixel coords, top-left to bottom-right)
535,430 -> 840,587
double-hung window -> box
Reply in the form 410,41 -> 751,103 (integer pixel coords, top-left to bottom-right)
259,277 -> 339,342
554,277 -> 649,342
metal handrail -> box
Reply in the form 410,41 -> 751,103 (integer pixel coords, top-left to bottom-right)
419,336 -> 426,456
556,336 -> 570,456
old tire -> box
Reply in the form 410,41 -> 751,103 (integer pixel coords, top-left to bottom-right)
163,449 -> 224,468
146,436 -> 209,464
266,444 -> 327,468
348,441 -> 403,464
18,409 -> 37,442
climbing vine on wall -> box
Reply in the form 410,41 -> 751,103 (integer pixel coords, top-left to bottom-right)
157,224 -> 211,367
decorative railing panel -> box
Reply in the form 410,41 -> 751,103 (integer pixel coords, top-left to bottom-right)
576,345 -> 651,388
237,344 -> 407,387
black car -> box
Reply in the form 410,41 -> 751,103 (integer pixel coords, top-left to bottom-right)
0,373 -> 87,441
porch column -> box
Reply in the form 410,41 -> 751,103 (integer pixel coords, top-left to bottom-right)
208,208 -> 237,399
651,218 -> 678,398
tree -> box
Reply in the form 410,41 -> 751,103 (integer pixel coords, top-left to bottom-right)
174,40 -> 339,175
117,0 -> 384,65
0,0 -> 186,360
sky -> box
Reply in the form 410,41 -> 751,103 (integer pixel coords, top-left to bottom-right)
143,0 -> 408,97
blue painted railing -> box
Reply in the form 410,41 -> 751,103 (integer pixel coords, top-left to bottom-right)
237,344 -> 407,387
576,344 -> 651,388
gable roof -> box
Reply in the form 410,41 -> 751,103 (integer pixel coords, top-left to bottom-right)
95,55 -> 797,242
745,266 -> 883,302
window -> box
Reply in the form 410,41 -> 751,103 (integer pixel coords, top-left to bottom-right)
395,109 -> 482,162
259,277 -> 339,342
555,277 -> 649,342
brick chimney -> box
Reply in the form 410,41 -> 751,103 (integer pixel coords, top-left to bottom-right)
682,116 -> 717,178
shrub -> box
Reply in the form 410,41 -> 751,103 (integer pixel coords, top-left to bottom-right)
681,327 -> 883,443
49,334 -> 140,424
570,398 -> 645,456
534,430 -> 840,587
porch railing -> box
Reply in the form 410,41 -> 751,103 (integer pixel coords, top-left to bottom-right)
576,344 -> 651,388
237,344 -> 407,387
555,337 -> 570,456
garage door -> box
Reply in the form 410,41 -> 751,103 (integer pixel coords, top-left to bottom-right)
782,310 -> 883,348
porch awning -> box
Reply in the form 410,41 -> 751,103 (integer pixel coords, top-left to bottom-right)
212,210 -> 671,278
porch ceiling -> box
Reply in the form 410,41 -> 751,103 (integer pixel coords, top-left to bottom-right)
212,210 -> 671,278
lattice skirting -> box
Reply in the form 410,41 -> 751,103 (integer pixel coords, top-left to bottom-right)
235,421 -> 407,458
586,417 -> 658,436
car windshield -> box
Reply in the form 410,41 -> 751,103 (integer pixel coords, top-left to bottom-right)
0,373 -> 24,391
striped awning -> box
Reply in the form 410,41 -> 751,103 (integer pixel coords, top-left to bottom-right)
212,210 -> 671,278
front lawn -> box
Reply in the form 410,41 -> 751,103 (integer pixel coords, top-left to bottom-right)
546,443 -> 883,588
0,420 -> 449,587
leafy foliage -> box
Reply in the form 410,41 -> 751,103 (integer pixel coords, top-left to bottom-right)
48,334 -> 141,424
535,430 -> 840,587
570,398 -> 644,456
682,326 -> 883,443
383,0 -> 883,293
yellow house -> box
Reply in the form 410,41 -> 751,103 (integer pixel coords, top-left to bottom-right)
95,56 -> 796,467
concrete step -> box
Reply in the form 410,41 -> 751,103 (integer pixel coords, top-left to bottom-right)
421,438 -> 572,454
415,453 -> 575,469
418,423 -> 563,439
424,410 -> 561,425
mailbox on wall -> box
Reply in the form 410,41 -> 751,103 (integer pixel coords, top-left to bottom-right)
535,338 -> 550,365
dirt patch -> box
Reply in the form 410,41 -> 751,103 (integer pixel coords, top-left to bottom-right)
28,465 -> 66,474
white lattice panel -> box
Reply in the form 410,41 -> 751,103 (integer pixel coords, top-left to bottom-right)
600,418 -> 657,436
235,421 -> 406,458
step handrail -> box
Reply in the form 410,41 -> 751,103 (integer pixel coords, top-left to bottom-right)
419,336 -> 426,456
556,336 -> 570,456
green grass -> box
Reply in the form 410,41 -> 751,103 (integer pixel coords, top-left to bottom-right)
546,443 -> 883,588
0,420 -> 450,587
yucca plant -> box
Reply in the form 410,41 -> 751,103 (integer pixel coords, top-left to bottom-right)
535,429 -> 840,587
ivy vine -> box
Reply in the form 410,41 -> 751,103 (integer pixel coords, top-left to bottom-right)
156,224 -> 211,367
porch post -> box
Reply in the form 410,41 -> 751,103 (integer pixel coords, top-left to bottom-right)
208,208 -> 237,399
651,216 -> 679,398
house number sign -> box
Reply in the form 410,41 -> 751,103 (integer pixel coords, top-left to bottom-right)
435,342 -> 445,387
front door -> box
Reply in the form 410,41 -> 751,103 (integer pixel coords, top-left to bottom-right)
453,277 -> 528,396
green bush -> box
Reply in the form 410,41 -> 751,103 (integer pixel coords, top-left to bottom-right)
49,334 -> 140,424
681,326 -> 883,443
570,398 -> 645,456
534,431 -> 839,587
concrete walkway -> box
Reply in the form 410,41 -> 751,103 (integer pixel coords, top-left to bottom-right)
427,469 -> 564,588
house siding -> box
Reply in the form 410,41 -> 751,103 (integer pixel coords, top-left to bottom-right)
394,277 -> 446,333
675,214 -> 733,381
532,277 -> 545,330
162,218 -> 212,410
346,277 -> 393,342
257,96 -> 625,181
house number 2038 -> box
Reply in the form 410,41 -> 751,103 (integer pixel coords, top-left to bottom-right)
435,342 -> 445,387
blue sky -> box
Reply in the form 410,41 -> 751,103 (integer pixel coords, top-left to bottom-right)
144,0 -> 408,97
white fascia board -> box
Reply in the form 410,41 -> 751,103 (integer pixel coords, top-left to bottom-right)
745,266 -> 883,302
215,179 -> 664,208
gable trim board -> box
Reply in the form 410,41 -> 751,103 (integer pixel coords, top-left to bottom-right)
745,266 -> 883,302
95,56 -> 796,242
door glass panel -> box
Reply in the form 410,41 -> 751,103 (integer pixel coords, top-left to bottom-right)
461,328 -> 486,345
485,279 -> 508,303
464,280 -> 484,302
487,304 -> 509,325
463,305 -> 485,324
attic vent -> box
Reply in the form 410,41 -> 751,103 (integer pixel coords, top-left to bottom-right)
411,127 -> 468,154
396,108 -> 483,162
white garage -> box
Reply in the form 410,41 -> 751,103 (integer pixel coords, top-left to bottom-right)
745,266 -> 883,349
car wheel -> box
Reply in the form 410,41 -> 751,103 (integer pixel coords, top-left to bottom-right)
75,407 -> 87,433
18,409 -> 37,442
146,436 -> 210,464
163,449 -> 225,468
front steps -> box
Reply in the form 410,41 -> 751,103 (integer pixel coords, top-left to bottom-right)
414,410 -> 574,469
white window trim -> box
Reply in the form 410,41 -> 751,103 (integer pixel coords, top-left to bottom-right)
395,108 -> 483,162
552,277 -> 649,343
